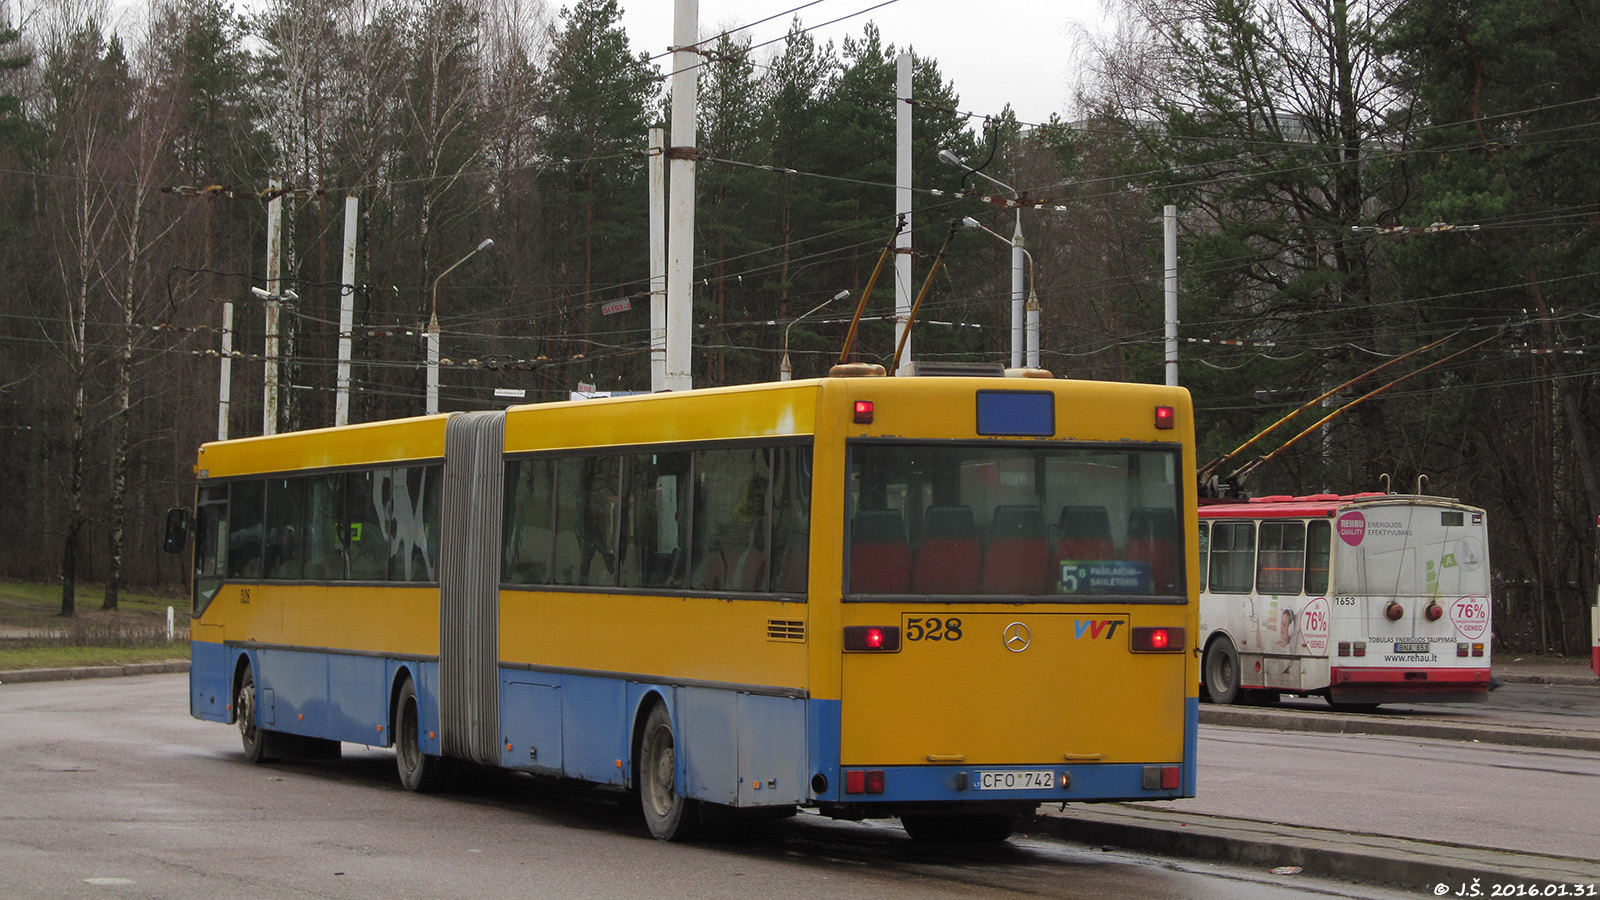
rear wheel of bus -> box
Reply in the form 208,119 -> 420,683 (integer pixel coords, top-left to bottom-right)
638,702 -> 703,842
1203,635 -> 1242,705
900,813 -> 1017,843
394,678 -> 442,792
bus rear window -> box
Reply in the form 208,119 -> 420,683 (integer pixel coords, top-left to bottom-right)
846,443 -> 1184,600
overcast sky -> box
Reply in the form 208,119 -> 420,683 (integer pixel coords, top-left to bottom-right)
615,0 -> 1114,127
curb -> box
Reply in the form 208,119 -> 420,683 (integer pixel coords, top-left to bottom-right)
1199,705 -> 1600,752
1024,805 -> 1600,889
0,660 -> 189,684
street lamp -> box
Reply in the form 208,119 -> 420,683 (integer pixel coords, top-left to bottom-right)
781,290 -> 850,381
962,217 -> 1040,368
427,238 -> 494,415
941,149 -> 1025,368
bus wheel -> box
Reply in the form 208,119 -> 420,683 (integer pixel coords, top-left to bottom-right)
638,703 -> 702,842
236,666 -> 270,764
1203,637 -> 1242,705
394,679 -> 441,793
901,813 -> 1016,843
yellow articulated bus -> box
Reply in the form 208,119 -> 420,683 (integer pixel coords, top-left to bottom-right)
174,368 -> 1199,842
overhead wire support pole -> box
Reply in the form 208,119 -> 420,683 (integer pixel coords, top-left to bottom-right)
893,52 -> 914,376
664,0 -> 699,392
263,177 -> 282,437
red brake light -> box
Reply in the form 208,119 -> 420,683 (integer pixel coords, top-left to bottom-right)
844,625 -> 901,652
845,769 -> 885,794
1131,626 -> 1185,652
853,400 -> 874,424
1154,406 -> 1175,430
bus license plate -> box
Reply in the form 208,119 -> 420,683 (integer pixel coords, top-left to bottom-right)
1393,642 -> 1429,654
975,770 -> 1055,791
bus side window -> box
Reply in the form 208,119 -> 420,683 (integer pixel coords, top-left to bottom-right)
1306,519 -> 1332,595
503,459 -> 555,585
345,470 -> 390,582
1197,522 -> 1209,591
1257,521 -> 1306,595
226,480 -> 265,580
193,486 -> 229,614
264,477 -> 306,581
1209,522 -> 1255,594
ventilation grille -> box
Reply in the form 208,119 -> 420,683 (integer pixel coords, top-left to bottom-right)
767,619 -> 806,642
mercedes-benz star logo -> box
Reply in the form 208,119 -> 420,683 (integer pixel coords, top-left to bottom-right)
1003,621 -> 1031,653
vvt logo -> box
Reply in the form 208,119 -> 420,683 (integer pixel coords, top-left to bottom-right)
1074,619 -> 1122,639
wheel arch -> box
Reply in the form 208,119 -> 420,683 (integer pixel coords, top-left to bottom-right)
628,687 -> 673,792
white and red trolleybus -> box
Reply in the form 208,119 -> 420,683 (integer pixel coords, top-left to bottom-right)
1195,492 -> 1492,707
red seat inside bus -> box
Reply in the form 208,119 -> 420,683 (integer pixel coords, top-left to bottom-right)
850,509 -> 911,593
1126,507 -> 1179,594
1057,505 -> 1114,562
912,505 -> 981,594
983,505 -> 1049,594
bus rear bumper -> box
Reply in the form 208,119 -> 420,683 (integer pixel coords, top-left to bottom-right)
1328,665 -> 1492,704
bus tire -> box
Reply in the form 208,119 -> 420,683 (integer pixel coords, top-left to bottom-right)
638,702 -> 703,842
394,678 -> 442,793
901,813 -> 1016,843
1203,636 -> 1242,705
236,665 -> 272,764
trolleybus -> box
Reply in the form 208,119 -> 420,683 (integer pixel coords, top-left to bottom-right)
1196,492 -> 1492,707
172,368 -> 1199,841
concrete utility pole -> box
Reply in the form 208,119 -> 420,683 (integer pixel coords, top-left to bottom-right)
263,177 -> 283,436
1165,204 -> 1179,387
218,299 -> 232,441
649,126 -> 667,392
337,194 -> 358,425
894,53 -> 914,375
664,0 -> 698,391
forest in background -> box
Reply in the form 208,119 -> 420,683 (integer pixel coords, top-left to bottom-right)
0,0 -> 1595,654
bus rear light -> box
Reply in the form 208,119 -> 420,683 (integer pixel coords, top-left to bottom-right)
1131,626 -> 1185,652
1424,601 -> 1444,622
1141,765 -> 1181,790
845,769 -> 885,794
1384,600 -> 1404,621
1154,406 -> 1176,430
1353,642 -> 1366,657
844,625 -> 901,652
1472,643 -> 1485,657
1337,641 -> 1351,657
1457,642 -> 1469,657
853,400 -> 874,424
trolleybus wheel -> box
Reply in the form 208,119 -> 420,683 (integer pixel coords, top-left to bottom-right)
638,702 -> 702,842
394,678 -> 442,793
236,666 -> 269,764
1203,636 -> 1242,705
900,813 -> 1017,843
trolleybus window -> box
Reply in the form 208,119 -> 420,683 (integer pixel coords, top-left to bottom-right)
1257,521 -> 1306,595
1306,520 -> 1331,594
1208,522 -> 1255,594
846,442 -> 1184,598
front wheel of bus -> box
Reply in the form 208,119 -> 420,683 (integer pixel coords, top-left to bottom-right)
901,813 -> 1016,843
394,679 -> 442,793
1203,636 -> 1241,705
236,666 -> 269,764
638,703 -> 702,842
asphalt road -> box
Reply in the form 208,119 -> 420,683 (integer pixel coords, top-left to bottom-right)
2,674 -> 1432,900
2,662 -> 1595,895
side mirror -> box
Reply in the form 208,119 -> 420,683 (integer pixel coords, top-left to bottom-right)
164,507 -> 192,554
